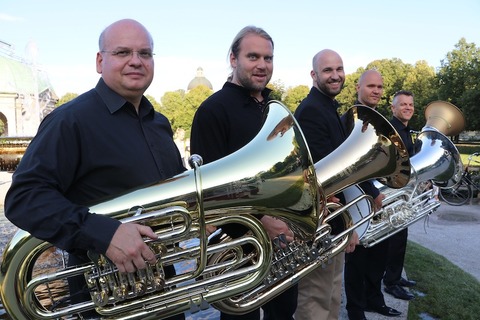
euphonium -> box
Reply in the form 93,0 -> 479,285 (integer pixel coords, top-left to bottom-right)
0,101 -> 322,320
360,101 -> 465,247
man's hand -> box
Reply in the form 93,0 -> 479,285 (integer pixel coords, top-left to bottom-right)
327,195 -> 341,204
260,216 -> 294,246
345,231 -> 359,253
105,223 -> 158,273
374,193 -> 386,212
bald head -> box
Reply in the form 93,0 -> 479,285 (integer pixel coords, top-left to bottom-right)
312,49 -> 342,72
96,19 -> 155,109
310,49 -> 344,99
99,19 -> 153,51
358,70 -> 382,87
356,70 -> 384,108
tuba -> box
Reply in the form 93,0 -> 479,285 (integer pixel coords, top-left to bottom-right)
360,101 -> 465,247
2,101 -> 321,320
0,102 -> 408,320
210,105 -> 411,314
312,105 -> 411,244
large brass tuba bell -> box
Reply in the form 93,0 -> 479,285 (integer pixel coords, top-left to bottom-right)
424,100 -> 465,136
422,100 -> 465,187
311,105 -> 411,241
315,104 -> 411,195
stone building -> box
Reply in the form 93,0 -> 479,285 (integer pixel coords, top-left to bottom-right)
187,67 -> 213,91
0,41 -> 57,138
0,41 -> 58,170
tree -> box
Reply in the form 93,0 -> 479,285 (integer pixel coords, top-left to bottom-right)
56,92 -> 79,106
160,90 -> 185,132
283,85 -> 309,112
267,79 -> 286,102
160,85 -> 213,136
402,61 -> 437,129
181,85 -> 213,136
146,94 -> 161,112
436,38 -> 480,130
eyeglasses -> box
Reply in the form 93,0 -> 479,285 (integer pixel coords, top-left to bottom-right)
101,49 -> 155,60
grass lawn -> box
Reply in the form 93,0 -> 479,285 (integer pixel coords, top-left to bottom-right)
405,241 -> 480,320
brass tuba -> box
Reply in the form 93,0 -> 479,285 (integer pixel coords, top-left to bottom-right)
0,102 -> 411,319
312,105 -> 411,243
1,101 -> 322,320
212,104 -> 411,314
360,101 -> 465,247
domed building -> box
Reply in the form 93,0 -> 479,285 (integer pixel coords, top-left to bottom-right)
187,67 -> 213,91
0,42 -> 58,138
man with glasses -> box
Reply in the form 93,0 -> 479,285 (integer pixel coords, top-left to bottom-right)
5,19 -> 185,319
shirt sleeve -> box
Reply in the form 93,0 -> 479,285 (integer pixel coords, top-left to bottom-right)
4,111 -> 120,255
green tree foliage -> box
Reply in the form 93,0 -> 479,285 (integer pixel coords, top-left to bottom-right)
160,90 -> 186,131
267,79 -> 286,102
436,38 -> 480,130
160,85 -> 213,136
56,92 -> 79,106
337,69 -> 363,113
146,94 -> 161,112
283,85 -> 309,112
337,59 -> 437,130
403,61 -> 437,129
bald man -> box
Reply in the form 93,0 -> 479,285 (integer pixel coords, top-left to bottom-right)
294,49 -> 359,320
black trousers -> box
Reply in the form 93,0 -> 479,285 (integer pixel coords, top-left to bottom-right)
384,228 -> 408,286
344,240 -> 389,317
220,284 -> 298,320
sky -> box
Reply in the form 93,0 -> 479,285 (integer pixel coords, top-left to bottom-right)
1,0 -> 479,101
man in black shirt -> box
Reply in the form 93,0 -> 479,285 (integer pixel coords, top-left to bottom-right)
190,25 -> 297,320
344,70 -> 401,319
383,90 -> 417,300
294,49 -> 359,320
5,19 -> 185,320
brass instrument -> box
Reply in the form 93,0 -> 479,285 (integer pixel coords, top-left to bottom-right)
360,101 -> 465,247
213,104 -> 411,313
0,101 -> 321,319
0,102 -> 409,319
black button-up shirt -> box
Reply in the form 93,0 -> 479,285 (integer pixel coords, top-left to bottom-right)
5,78 -> 185,255
190,81 -> 271,164
390,116 -> 415,157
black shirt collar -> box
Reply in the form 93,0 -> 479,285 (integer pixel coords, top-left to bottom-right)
222,81 -> 272,108
95,78 -> 153,116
